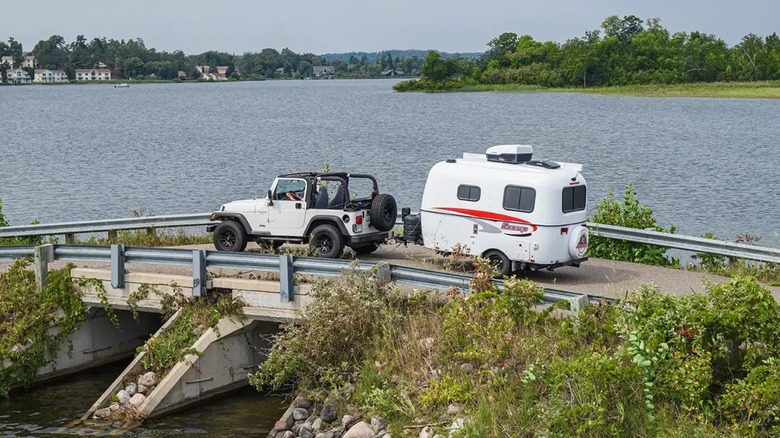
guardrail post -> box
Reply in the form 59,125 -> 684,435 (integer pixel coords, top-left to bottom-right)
192,250 -> 207,298
279,254 -> 294,303
34,244 -> 54,291
111,244 -> 125,289
108,229 -> 118,242
65,233 -> 76,244
375,263 -> 392,286
569,295 -> 589,314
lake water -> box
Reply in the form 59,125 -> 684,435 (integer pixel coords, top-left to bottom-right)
1,80 -> 779,247
1,79 -> 779,432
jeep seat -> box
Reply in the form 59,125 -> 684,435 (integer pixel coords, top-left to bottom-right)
314,186 -> 329,209
327,184 -> 348,209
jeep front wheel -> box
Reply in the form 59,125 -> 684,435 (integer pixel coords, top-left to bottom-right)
309,224 -> 345,258
213,221 -> 248,252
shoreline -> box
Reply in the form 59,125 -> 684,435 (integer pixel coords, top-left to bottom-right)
397,81 -> 780,99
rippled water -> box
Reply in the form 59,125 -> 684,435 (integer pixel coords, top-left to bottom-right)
0,79 -> 778,246
0,361 -> 287,437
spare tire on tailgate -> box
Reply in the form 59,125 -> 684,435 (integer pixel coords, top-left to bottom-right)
370,194 -> 397,232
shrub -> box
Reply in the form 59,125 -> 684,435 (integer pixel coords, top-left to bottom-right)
588,184 -> 678,266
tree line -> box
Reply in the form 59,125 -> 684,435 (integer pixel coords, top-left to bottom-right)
0,35 -> 428,81
400,15 -> 780,90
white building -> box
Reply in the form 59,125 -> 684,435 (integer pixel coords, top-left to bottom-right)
34,69 -> 69,83
22,56 -> 38,69
75,68 -> 112,81
1,55 -> 13,68
6,68 -> 32,84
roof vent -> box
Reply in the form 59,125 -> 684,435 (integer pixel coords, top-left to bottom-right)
486,145 -> 533,164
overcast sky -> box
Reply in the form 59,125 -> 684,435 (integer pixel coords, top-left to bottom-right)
3,0 -> 777,55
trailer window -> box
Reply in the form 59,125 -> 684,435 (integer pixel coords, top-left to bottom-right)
457,185 -> 481,202
562,185 -> 587,213
503,186 -> 536,213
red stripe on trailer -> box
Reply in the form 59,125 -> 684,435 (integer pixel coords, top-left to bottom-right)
434,207 -> 538,232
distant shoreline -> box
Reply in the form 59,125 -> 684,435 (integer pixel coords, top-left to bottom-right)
394,81 -> 780,99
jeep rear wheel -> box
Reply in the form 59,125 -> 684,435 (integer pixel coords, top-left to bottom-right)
370,194 -> 397,232
309,224 -> 345,258
214,221 -> 248,252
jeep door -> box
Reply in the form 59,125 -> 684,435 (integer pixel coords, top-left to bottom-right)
268,178 -> 308,235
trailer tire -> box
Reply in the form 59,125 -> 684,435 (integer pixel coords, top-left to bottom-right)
370,194 -> 397,232
213,221 -> 248,252
483,249 -> 511,278
310,224 -> 345,258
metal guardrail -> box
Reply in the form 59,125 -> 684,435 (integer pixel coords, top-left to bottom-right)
0,244 -> 599,310
588,223 -> 780,264
1,212 -> 778,264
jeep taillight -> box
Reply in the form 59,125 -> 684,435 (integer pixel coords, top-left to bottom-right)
355,216 -> 363,225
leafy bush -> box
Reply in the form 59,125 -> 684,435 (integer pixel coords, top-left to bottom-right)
588,184 -> 678,266
0,261 -> 89,397
249,268 -> 399,397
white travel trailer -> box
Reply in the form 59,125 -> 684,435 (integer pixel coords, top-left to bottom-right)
401,145 -> 588,276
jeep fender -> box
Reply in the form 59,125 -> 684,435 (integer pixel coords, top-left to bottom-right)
210,212 -> 253,234
305,216 -> 349,239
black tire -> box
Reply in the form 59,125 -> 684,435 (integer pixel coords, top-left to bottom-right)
483,249 -> 511,278
213,221 -> 248,252
352,244 -> 379,255
370,194 -> 397,232
309,224 -> 345,258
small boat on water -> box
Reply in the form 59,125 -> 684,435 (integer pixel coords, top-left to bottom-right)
114,83 -> 130,88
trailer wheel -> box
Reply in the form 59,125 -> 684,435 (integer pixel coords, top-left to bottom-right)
483,250 -> 511,278
370,194 -> 397,232
213,221 -> 248,252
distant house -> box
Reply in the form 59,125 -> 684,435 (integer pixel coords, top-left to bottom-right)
275,67 -> 285,76
34,69 -> 68,83
75,69 -> 112,81
381,69 -> 405,77
312,65 -> 336,78
177,70 -> 187,79
195,65 -> 218,80
215,66 -> 229,80
6,68 -> 32,84
22,56 -> 38,69
1,56 -> 13,68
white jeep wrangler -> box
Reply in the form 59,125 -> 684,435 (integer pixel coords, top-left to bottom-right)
208,172 -> 397,258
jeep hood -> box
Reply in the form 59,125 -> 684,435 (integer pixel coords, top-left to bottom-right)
220,198 -> 265,213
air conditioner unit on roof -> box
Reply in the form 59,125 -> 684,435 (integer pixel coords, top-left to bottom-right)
486,144 -> 533,164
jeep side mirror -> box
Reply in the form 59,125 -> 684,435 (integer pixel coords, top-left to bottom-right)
267,189 -> 274,206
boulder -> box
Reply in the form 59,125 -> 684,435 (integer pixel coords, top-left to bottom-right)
371,417 -> 388,434
108,402 -> 120,412
293,396 -> 314,409
341,414 -> 356,428
343,421 -> 374,438
116,389 -> 131,404
419,426 -> 434,438
138,371 -> 157,387
312,417 -> 323,432
137,384 -> 148,394
283,432 -> 295,438
320,403 -> 338,423
293,408 -> 310,420
128,393 -> 146,408
125,382 -> 137,396
93,407 -> 111,419
298,425 -> 314,438
447,403 -> 464,416
274,420 -> 290,431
